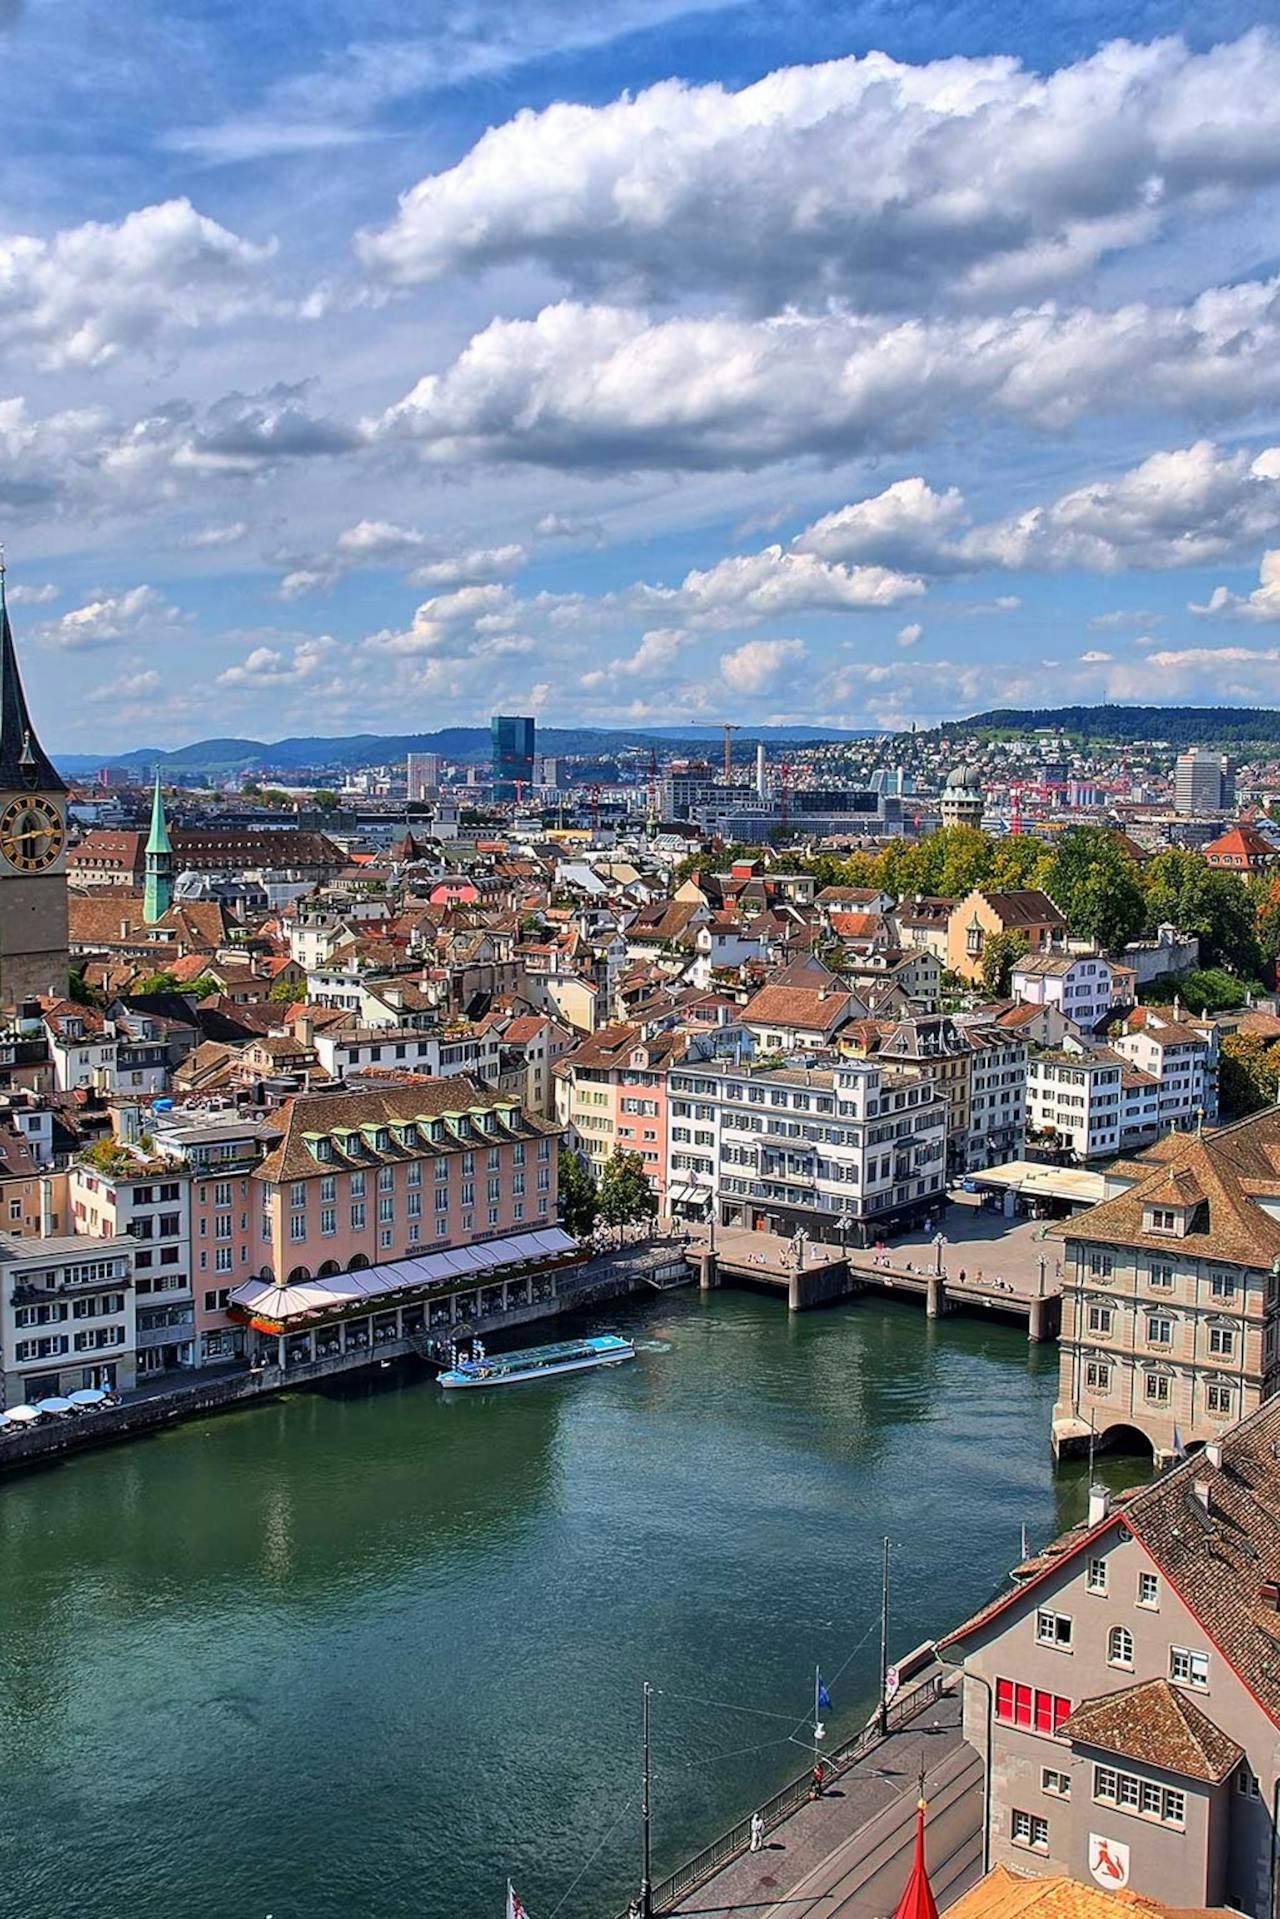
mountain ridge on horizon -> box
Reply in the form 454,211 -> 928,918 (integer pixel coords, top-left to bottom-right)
53,703 -> 1280,780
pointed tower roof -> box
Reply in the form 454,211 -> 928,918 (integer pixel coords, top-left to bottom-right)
147,772 -> 173,856
891,1797 -> 939,1919
0,570 -> 65,793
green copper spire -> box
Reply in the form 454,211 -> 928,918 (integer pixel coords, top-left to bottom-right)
143,772 -> 173,923
146,771 -> 173,856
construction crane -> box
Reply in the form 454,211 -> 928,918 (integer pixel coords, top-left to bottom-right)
721,722 -> 741,784
646,748 -> 659,836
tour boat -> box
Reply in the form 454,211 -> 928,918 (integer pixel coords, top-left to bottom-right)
438,1333 -> 636,1390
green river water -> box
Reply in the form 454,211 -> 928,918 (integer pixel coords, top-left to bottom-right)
0,1288 -> 1140,1919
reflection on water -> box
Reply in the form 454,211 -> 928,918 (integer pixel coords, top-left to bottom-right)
0,1289 -> 1132,1919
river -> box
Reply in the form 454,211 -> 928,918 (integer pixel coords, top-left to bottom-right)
0,1288 -> 1143,1919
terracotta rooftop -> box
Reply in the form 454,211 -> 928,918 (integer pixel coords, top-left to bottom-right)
1061,1678 -> 1242,1784
947,1864 -> 1231,1919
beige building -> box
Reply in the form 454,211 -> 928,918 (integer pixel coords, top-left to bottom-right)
0,1229 -> 137,1403
943,1401 -> 1280,1918
947,889 -> 1067,985
1051,1110 -> 1280,1464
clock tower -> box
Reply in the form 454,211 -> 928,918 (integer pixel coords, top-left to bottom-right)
0,571 -> 69,1010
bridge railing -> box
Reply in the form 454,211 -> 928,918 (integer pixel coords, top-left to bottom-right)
630,1667 -> 944,1917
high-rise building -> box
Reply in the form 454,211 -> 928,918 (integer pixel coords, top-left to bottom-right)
0,580 -> 69,1009
491,715 -> 536,798
1174,749 -> 1235,816
406,752 -> 441,800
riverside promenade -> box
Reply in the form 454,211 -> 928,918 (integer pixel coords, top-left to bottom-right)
635,1665 -> 983,1918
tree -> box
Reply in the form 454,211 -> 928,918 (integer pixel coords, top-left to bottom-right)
182,974 -> 222,1002
1042,826 -> 1146,952
1255,875 -> 1280,972
597,1148 -> 658,1233
269,977 -> 307,1003
134,970 -> 180,996
311,789 -> 340,812
1140,852 -> 1263,977
980,928 -> 1030,997
67,969 -> 104,1008
558,1148 -> 599,1238
1142,967 -> 1249,1015
1219,1032 -> 1280,1117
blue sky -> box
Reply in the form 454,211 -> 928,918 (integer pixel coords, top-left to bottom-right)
8,0 -> 1280,752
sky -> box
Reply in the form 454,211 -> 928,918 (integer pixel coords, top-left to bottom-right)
9,0 -> 1280,753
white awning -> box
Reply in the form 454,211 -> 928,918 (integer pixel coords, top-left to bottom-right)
230,1225 -> 580,1327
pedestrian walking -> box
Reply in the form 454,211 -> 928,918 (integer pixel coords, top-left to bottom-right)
750,1811 -> 765,1852
811,1761 -> 826,1800
958,1268 -> 966,1285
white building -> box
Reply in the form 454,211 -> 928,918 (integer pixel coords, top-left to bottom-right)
1010,952 -> 1119,1033
1027,1048 -> 1126,1161
1113,1011 -> 1217,1130
69,1150 -> 194,1377
0,1229 -> 137,1403
666,1056 -> 946,1243
963,1025 -> 1029,1170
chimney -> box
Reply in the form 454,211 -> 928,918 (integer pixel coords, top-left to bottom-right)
1205,1440 -> 1224,1470
1193,1477 -> 1213,1514
1088,1485 -> 1110,1527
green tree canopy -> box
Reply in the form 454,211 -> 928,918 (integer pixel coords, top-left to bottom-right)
980,928 -> 1030,997
1219,1032 -> 1280,1118
1042,826 -> 1147,952
597,1148 -> 658,1231
268,977 -> 307,1003
558,1148 -> 599,1238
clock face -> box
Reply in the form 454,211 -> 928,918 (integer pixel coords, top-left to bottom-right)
0,795 -> 65,873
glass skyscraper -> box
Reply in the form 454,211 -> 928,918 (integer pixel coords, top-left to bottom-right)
491,714 -> 536,799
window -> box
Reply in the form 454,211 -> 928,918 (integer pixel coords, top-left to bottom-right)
1208,1324 -> 1235,1358
1149,1262 -> 1174,1288
1206,1381 -> 1234,1417
1086,1557 -> 1108,1595
289,1215 -> 306,1243
1146,1314 -> 1173,1346
1085,1360 -> 1112,1393
1210,1272 -> 1237,1301
1137,1572 -> 1159,1609
1089,1253 -> 1113,1279
1094,1766 -> 1185,1827
320,1175 -> 336,1204
1144,1373 -> 1170,1404
290,1181 -> 306,1209
1170,1646 -> 1209,1690
1010,1810 -> 1049,1852
215,1247 -> 233,1274
1149,1207 -> 1177,1232
350,1202 -> 366,1231
1041,1768 -> 1070,1799
995,1680 -> 1071,1735
1087,1304 -> 1113,1336
1108,1626 -> 1134,1668
1036,1610 -> 1073,1650
320,1208 -> 336,1236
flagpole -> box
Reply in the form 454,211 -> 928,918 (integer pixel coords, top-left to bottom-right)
641,1679 -> 653,1919
877,1535 -> 891,1737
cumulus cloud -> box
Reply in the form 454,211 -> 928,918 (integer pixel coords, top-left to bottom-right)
896,622 -> 923,648
641,545 -> 923,624
87,668 -> 163,704
182,521 -> 248,549
720,637 -> 806,694
357,34 -> 1280,310
409,543 -> 528,588
1080,649 -> 1113,662
217,636 -> 337,686
7,581 -> 58,605
364,582 -> 523,658
37,584 -> 187,650
796,442 -> 1280,580
0,199 -> 274,369
581,626 -> 692,686
367,281 -> 1280,472
1192,549 -> 1280,622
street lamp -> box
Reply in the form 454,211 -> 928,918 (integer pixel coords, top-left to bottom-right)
933,1231 -> 945,1276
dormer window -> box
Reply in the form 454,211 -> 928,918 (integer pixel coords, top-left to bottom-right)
1145,1206 -> 1185,1236
375,1129 -> 390,1153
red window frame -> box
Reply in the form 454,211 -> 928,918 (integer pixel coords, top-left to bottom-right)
995,1677 -> 1071,1736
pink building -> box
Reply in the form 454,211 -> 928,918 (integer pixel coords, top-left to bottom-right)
255,1077 -> 559,1284
555,1023 -> 680,1202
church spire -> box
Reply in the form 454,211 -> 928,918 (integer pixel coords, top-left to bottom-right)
0,553 -> 66,794
891,1791 -> 939,1919
143,771 -> 174,923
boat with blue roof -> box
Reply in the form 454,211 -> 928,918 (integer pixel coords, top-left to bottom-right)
438,1333 -> 635,1389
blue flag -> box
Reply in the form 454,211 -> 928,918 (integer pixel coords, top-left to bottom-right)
817,1675 -> 832,1711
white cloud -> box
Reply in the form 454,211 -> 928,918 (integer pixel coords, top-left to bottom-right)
217,636 -> 337,686
0,200 -> 274,369
896,622 -> 923,648
409,543 -> 528,588
7,581 -> 58,605
720,636 -> 806,694
367,281 -> 1280,473
643,545 -> 923,624
357,33 -> 1280,308
581,626 -> 693,686
37,585 -> 186,651
182,521 -> 248,550
1191,549 -> 1280,622
87,668 -> 162,704
1080,649 -> 1113,662
364,582 -> 521,658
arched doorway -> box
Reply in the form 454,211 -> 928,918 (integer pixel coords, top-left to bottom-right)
287,1266 -> 312,1283
349,1253 -> 370,1271
318,1260 -> 341,1278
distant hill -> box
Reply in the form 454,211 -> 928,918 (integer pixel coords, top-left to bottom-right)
54,723 -> 877,780
953,705 -> 1280,747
